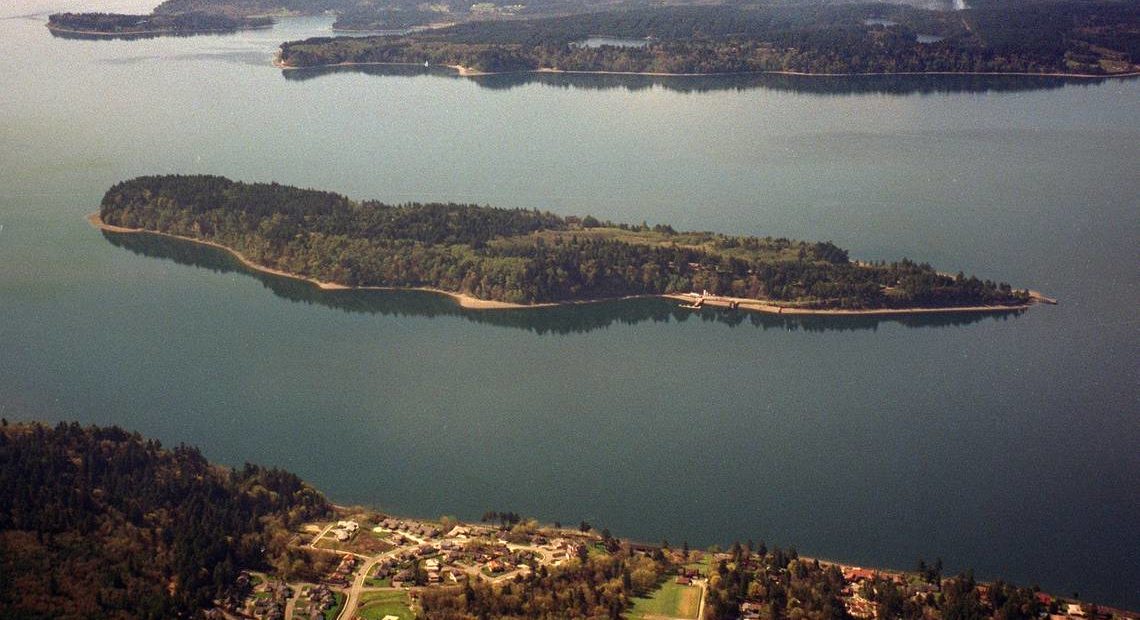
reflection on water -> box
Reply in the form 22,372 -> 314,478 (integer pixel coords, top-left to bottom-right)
279,63 -> 1125,95
103,230 -> 1013,334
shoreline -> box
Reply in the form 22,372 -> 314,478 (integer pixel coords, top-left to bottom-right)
46,23 -> 272,37
275,58 -> 1140,80
88,213 -> 1038,316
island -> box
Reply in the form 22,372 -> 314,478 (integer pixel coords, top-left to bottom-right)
93,175 -> 1041,315
277,1 -> 1139,77
2,421 -> 1135,619
46,12 -> 273,38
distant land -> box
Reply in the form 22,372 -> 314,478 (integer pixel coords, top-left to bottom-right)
46,11 -> 272,38
276,2 -> 1139,77
94,175 -> 1043,315
3,421 -> 1137,619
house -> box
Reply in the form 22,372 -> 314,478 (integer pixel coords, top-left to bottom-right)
676,576 -> 691,585
843,568 -> 877,583
741,601 -> 764,620
336,520 -> 359,533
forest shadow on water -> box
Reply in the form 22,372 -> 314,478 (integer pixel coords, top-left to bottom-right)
278,63 -> 1131,96
102,230 -> 1018,335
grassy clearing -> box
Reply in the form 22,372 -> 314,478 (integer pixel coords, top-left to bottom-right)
513,227 -> 814,264
358,590 -> 415,620
314,532 -> 395,556
628,580 -> 701,620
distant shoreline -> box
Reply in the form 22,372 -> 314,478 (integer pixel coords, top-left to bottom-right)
46,23 -> 272,37
89,213 -> 1039,317
274,57 -> 1140,80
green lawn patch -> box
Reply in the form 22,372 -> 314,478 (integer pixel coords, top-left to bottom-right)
358,590 -> 414,620
627,581 -> 701,620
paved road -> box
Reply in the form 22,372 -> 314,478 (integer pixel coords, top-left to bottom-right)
336,528 -> 422,620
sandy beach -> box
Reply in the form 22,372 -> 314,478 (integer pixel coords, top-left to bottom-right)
89,213 -> 1038,316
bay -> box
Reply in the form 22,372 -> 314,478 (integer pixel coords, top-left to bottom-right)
1,4 -> 1137,608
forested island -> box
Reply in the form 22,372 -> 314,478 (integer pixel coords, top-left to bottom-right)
277,1 -> 1139,76
46,12 -> 272,37
96,175 -> 1034,314
2,421 -> 1134,619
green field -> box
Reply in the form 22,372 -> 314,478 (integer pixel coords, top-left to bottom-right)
358,590 -> 414,620
628,580 -> 702,620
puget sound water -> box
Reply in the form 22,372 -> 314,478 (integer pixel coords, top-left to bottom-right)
1,1 -> 1137,608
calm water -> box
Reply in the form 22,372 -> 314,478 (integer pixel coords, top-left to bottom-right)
573,36 -> 650,48
1,2 -> 1138,608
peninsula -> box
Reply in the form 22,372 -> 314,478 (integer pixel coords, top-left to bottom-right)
96,175 -> 1036,315
2,421 -> 1136,619
277,2 -> 1140,77
46,12 -> 272,38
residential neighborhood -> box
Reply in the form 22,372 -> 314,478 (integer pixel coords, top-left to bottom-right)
217,508 -> 1139,620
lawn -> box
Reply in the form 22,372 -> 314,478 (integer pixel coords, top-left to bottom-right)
358,590 -> 415,620
323,592 -> 346,620
627,581 -> 702,620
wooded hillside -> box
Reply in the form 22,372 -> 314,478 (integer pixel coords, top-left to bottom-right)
0,421 -> 330,619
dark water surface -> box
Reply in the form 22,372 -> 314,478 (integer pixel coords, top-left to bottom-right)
1,2 -> 1137,608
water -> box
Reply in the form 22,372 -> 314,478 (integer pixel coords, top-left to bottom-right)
572,36 -> 650,48
1,4 -> 1138,609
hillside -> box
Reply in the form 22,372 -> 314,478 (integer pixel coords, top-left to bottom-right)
278,2 -> 1139,76
0,421 -> 330,619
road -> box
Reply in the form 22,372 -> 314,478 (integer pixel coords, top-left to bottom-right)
335,527 -> 427,620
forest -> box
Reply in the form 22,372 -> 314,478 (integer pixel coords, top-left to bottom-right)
278,1 -> 1139,75
99,175 -> 1028,310
0,421 -> 331,619
46,12 -> 272,35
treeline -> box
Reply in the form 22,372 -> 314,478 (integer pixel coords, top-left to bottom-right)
47,12 -> 271,35
704,542 -> 849,620
332,8 -> 440,31
0,421 -> 330,619
278,2 -> 1138,75
100,175 -> 1028,309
